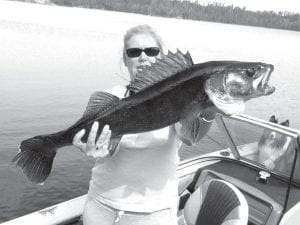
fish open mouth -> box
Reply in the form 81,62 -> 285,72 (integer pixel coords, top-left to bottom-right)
252,66 -> 275,96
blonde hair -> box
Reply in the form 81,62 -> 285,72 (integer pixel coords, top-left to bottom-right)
122,24 -> 164,63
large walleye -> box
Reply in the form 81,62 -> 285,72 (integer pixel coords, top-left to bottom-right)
13,50 -> 275,183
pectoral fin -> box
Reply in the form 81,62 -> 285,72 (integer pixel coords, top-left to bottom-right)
180,117 -> 203,145
179,107 -> 214,145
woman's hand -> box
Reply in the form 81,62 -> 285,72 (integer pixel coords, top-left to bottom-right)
72,122 -> 111,158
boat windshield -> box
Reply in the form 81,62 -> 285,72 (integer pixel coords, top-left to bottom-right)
221,115 -> 300,182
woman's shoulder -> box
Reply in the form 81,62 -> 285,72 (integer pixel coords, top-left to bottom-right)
103,85 -> 127,98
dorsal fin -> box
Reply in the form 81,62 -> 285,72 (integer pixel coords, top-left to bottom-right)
127,49 -> 194,93
82,91 -> 119,117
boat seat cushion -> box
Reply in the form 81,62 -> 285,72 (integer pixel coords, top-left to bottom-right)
184,179 -> 248,225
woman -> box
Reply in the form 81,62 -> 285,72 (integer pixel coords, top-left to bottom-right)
73,24 -> 216,225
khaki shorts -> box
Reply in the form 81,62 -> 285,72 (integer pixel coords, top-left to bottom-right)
83,197 -> 177,225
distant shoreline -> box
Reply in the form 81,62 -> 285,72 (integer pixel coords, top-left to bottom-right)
12,0 -> 300,32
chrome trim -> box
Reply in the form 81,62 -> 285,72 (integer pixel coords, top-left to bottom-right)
228,114 -> 299,138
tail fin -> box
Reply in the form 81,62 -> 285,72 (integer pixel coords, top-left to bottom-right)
12,135 -> 58,183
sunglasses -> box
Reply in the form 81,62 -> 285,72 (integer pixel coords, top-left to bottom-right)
126,47 -> 160,58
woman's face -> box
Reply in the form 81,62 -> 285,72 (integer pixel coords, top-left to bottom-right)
124,34 -> 161,81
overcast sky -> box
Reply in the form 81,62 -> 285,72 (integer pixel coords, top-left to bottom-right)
194,0 -> 300,13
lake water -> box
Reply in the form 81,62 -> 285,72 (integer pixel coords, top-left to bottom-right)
0,0 -> 300,222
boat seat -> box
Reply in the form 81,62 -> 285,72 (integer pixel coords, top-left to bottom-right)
184,179 -> 248,225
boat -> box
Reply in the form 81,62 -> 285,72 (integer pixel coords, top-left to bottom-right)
2,113 -> 300,225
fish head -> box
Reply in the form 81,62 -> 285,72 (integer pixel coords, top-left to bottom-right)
205,62 -> 275,114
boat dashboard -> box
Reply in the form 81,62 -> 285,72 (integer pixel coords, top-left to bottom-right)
186,160 -> 286,225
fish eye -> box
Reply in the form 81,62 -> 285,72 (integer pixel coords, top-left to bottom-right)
246,68 -> 256,77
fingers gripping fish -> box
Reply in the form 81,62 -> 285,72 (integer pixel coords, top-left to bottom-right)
13,50 -> 275,183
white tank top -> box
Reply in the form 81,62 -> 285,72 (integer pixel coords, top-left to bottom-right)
88,86 -> 182,212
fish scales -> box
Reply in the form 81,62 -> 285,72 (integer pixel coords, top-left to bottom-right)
104,74 -> 208,136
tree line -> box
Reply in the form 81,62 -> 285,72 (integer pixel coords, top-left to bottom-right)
18,0 -> 300,31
